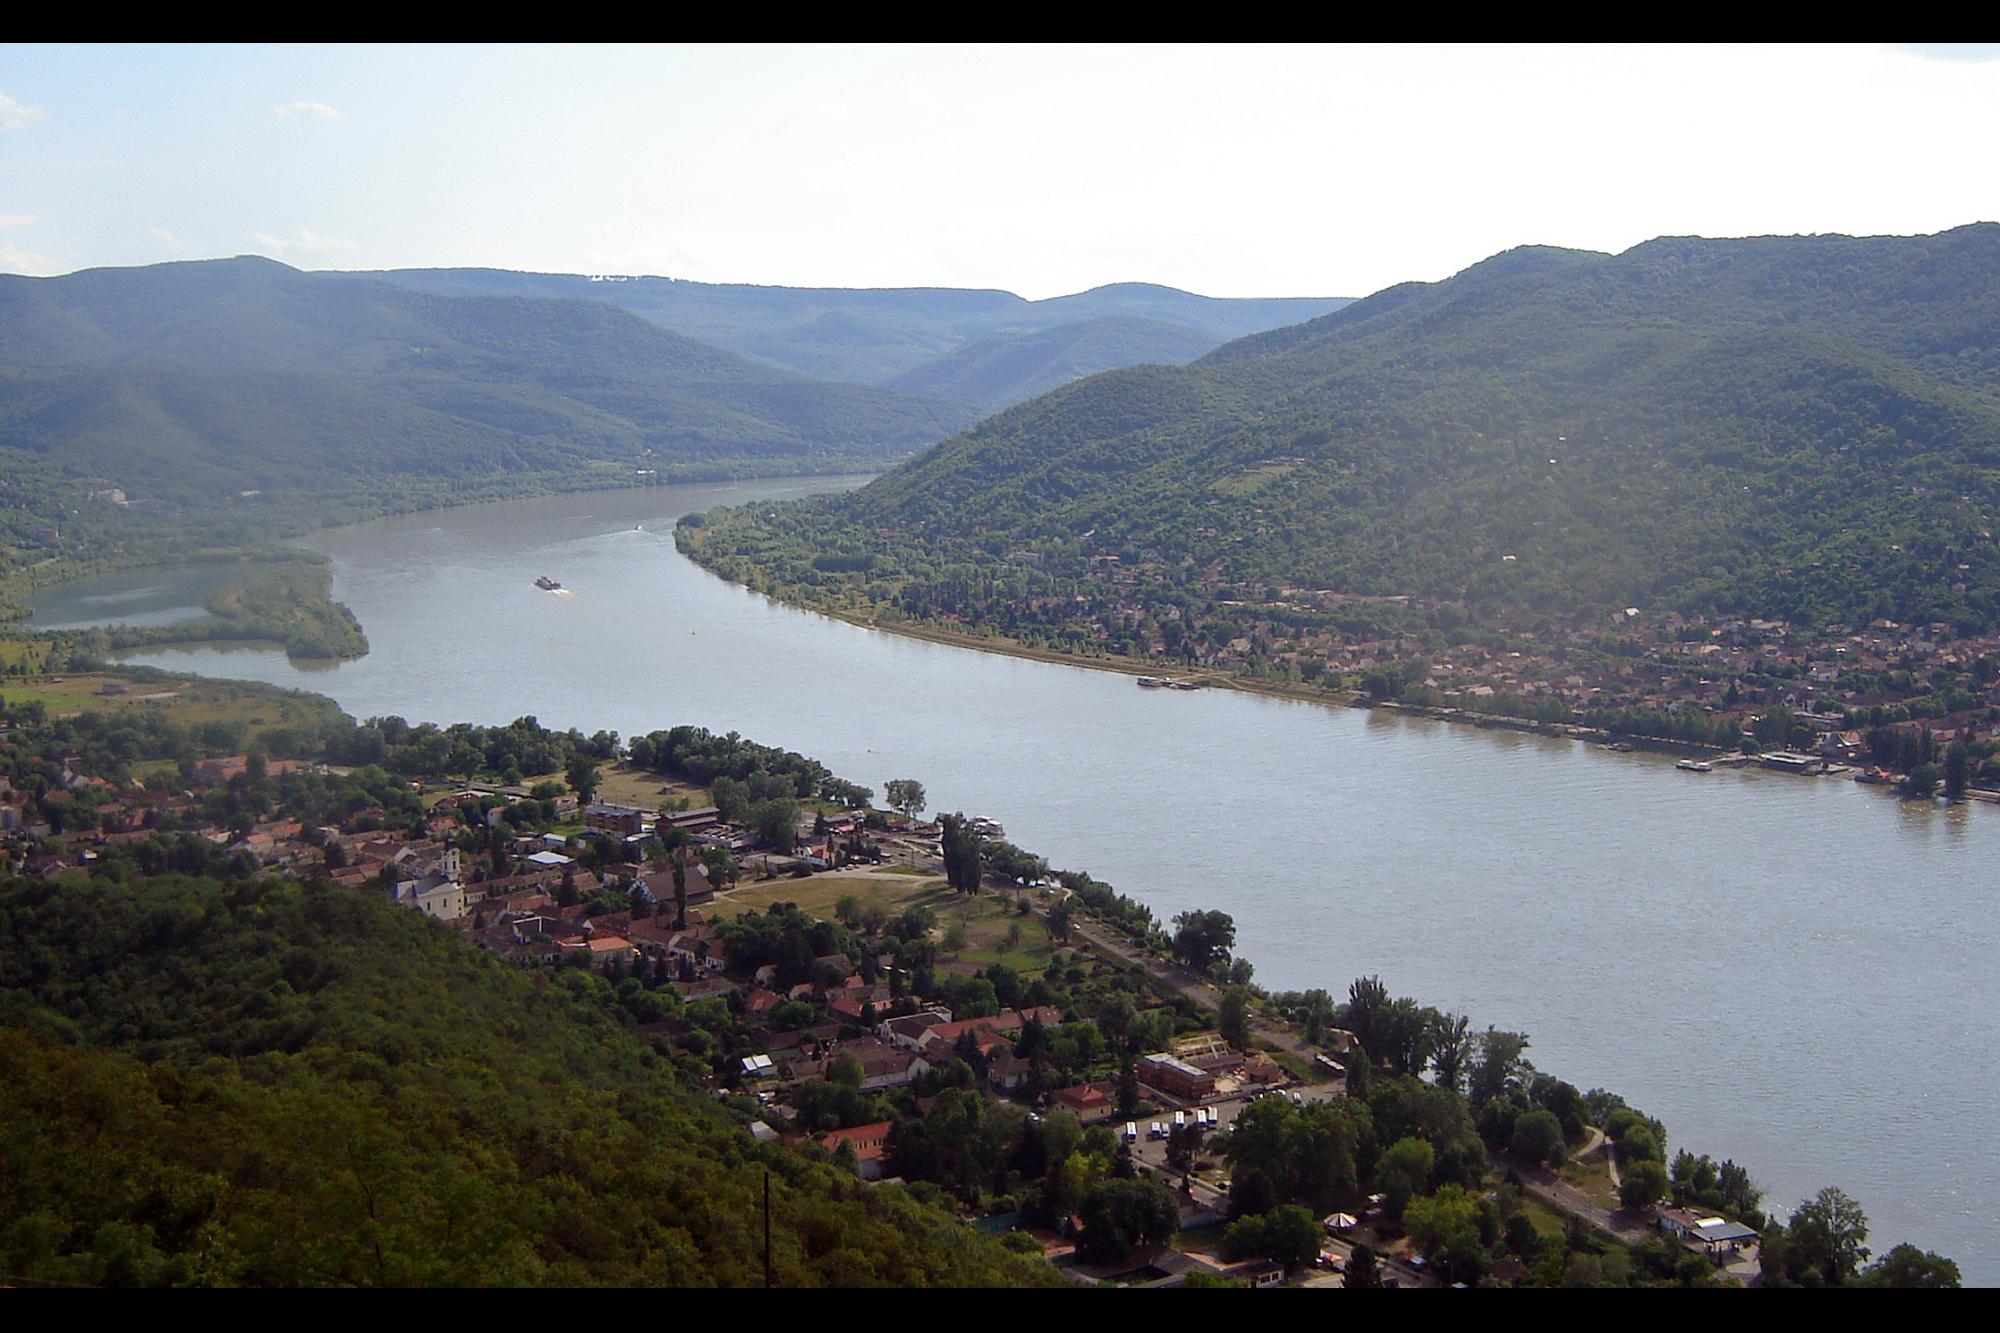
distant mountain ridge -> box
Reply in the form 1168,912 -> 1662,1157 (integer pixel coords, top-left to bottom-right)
361,268 -> 1352,410
0,256 -> 975,513
684,225 -> 2000,638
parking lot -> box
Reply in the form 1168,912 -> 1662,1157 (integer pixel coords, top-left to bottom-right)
1122,1083 -> 1350,1187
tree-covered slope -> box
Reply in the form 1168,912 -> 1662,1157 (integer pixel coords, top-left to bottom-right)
0,258 -> 976,512
366,267 -> 1351,395
885,316 -> 1217,413
686,226 -> 2000,635
0,872 -> 1057,1287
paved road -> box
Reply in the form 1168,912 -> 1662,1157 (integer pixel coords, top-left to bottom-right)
1495,1148 -> 1651,1247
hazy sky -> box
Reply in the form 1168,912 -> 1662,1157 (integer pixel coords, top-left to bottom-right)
3,43 -> 1998,300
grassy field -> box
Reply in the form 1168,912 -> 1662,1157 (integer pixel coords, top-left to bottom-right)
1557,1151 -> 1622,1212
948,890 -> 1059,976
590,763 -> 711,812
0,638 -> 47,670
1520,1197 -> 1572,1240
710,870 -> 1062,978
1,669 -> 344,742
709,874 -> 936,923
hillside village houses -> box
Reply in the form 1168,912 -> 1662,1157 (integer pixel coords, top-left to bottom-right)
1003,563 -> 2000,765
2,721 -> 1769,1285
0,736 -> 1335,1131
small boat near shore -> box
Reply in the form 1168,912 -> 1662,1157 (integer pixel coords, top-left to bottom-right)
1137,676 -> 1168,688
1676,759 -> 1713,773
534,575 -> 563,591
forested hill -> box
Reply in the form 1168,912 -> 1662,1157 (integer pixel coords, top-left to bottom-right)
0,257 -> 975,517
706,225 -> 2000,634
886,316 -> 1218,413
365,268 -> 1351,409
0,873 -> 1056,1287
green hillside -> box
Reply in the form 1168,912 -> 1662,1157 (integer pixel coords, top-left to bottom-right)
0,258 -> 976,525
681,226 -> 2000,642
0,872 -> 1057,1287
367,268 -> 1351,401
886,316 -> 1217,413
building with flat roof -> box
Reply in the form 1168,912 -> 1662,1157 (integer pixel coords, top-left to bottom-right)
1138,1052 -> 1216,1100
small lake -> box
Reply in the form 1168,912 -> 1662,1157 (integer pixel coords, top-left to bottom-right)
25,561 -> 246,632
113,475 -> 2000,1281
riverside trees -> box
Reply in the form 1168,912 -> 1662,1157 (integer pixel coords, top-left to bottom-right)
884,779 -> 927,820
1169,909 -> 1236,974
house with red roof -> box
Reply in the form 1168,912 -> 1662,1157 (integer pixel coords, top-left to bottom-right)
1050,1083 -> 1118,1124
817,1121 -> 893,1180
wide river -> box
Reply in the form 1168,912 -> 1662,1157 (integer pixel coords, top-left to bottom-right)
94,476 -> 1994,1280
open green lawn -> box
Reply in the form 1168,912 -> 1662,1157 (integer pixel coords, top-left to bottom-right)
933,888 -> 1056,976
1,670 -> 343,744
590,763 -> 710,811
1558,1153 -> 1622,1212
1520,1198 -> 1571,1240
711,872 -> 1059,978
709,874 -> 932,923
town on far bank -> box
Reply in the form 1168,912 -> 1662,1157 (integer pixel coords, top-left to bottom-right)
0,671 -> 1961,1288
683,508 -> 2000,803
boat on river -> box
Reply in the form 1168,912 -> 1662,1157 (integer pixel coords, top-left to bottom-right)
1676,759 -> 1713,773
534,575 -> 563,591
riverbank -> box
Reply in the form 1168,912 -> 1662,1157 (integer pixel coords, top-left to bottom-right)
90,478 -> 1996,1277
674,565 -> 1834,778
7,554 -> 367,666
6,466 -> 891,668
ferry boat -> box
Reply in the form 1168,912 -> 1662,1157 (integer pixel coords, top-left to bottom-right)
534,575 -> 563,591
1137,676 -> 1169,688
1675,759 -> 1713,773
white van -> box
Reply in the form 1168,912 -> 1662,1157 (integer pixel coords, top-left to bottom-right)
1173,1111 -> 1186,1129
1149,1122 -> 1165,1140
1123,1121 -> 1138,1143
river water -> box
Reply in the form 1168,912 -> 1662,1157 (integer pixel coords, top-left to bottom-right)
90,476 -> 1996,1281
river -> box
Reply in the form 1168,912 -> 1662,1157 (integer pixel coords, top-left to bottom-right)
87,475 -> 1995,1281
